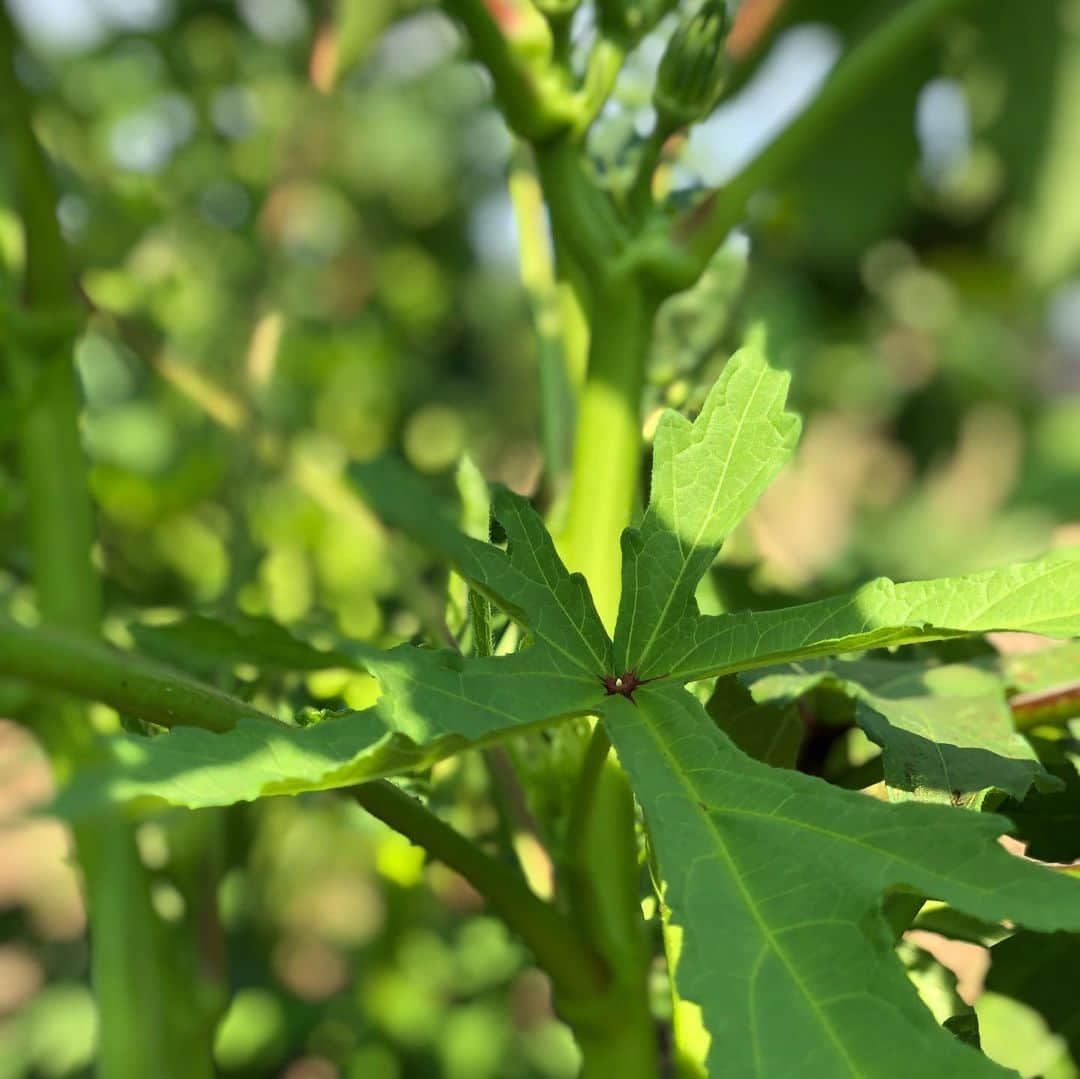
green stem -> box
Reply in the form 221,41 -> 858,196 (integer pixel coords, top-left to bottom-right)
559,279 -> 658,621
575,36 -> 625,134
0,14 -> 213,1078
440,0 -> 566,138
672,0 -> 972,281
0,618 -> 270,733
566,726 -> 613,861
510,139 -> 660,1076
556,282 -> 661,1078
1011,681 -> 1080,731
628,119 -> 674,222
353,781 -> 604,1000
535,137 -> 627,273
508,148 -> 575,485
0,615 -> 617,1032
564,726 -> 657,1079
0,23 -> 98,644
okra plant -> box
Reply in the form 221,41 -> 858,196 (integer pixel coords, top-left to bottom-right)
3,0 -> 1079,1076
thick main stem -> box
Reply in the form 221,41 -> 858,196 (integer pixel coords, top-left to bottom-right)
557,277 -> 661,1079
560,279 -> 658,620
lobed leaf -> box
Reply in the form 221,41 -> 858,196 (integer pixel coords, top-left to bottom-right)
352,457 -> 612,676
129,613 -> 351,679
601,684 -> 1080,1078
614,337 -> 800,677
57,643 -> 603,815
743,657 -> 1055,805
651,548 -> 1080,684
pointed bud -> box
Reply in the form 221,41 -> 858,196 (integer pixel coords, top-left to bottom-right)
654,1 -> 730,129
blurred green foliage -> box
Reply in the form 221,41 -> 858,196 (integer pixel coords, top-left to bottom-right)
1,0 -> 1079,1075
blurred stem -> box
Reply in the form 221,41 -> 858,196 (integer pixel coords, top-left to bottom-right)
1,613 -> 609,1024
353,781 -> 604,1000
1011,681 -> 1080,731
628,118 -> 674,221
518,130 -> 661,1072
535,137 -> 626,271
575,35 -> 624,133
0,618 -> 272,733
564,721 -> 650,1031
509,147 -> 575,488
440,0 -> 566,138
559,279 -> 657,621
0,44 -> 98,650
669,0 -> 972,283
0,13 -> 212,1078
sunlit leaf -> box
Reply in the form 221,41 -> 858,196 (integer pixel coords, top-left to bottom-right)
602,684 -> 1080,1078
58,642 -> 601,814
654,549 -> 1080,685
614,336 -> 800,678
352,457 -> 612,676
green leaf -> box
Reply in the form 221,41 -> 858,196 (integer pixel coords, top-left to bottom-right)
128,613 -> 350,679
984,931 -> 1080,1064
613,337 -> 800,677
448,454 -> 492,633
60,467 -> 616,816
998,759 -> 1080,863
57,643 -> 603,815
601,684 -> 1080,1078
654,548 -> 1080,685
1003,641 -> 1080,694
1003,641 -> 1080,729
352,457 -> 612,677
745,657 -> 1055,805
706,674 -> 803,768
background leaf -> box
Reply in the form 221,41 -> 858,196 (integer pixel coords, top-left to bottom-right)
744,657 -> 1055,805
983,931 -> 1080,1065
706,673 -> 804,768
128,613 -> 351,679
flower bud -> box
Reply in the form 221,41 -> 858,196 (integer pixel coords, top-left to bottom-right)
654,1 -> 730,129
